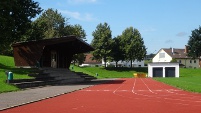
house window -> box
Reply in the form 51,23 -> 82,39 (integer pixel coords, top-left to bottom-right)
179,60 -> 181,64
159,53 -> 165,58
194,60 -> 196,63
190,60 -> 192,63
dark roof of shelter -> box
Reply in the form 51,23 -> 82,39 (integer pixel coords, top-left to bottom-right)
162,48 -> 189,59
12,35 -> 94,54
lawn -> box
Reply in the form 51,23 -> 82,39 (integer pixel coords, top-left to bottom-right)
0,55 -> 33,93
70,65 -> 147,78
154,68 -> 201,93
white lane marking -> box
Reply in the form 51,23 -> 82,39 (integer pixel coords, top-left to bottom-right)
140,78 -> 157,94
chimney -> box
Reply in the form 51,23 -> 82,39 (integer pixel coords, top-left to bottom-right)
172,47 -> 174,55
185,45 -> 188,53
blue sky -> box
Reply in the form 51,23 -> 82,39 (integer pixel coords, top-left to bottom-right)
35,0 -> 201,54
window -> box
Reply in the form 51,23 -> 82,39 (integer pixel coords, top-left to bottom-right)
194,60 -> 196,63
190,60 -> 192,63
159,53 -> 165,58
179,60 -> 181,64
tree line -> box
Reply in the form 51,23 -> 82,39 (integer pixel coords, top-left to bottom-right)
91,23 -> 147,67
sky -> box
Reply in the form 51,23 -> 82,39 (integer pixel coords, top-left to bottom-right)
35,0 -> 201,54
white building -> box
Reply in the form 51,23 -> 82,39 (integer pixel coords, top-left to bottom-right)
152,46 -> 201,68
102,60 -> 145,67
148,62 -> 179,78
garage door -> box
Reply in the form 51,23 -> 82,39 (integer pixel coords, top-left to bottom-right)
165,67 -> 175,77
153,67 -> 163,77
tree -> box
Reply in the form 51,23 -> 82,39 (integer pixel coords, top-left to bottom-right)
34,8 -> 66,39
91,22 -> 113,68
187,26 -> 201,58
171,58 -> 177,63
0,0 -> 42,55
64,24 -> 87,41
110,36 -> 125,67
121,27 -> 147,68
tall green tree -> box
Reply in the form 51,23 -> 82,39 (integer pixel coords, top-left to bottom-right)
64,24 -> 87,41
91,22 -> 113,67
121,27 -> 146,68
34,8 -> 66,39
187,26 -> 201,58
0,0 -> 42,55
110,35 -> 125,67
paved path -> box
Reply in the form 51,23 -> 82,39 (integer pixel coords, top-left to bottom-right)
0,79 -> 114,111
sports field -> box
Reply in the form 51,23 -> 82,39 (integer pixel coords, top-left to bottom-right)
1,78 -> 201,113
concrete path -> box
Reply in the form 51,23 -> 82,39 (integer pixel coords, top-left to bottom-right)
0,79 -> 115,111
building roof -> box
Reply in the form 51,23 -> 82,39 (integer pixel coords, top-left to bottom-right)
83,53 -> 101,64
162,48 -> 189,59
12,36 -> 94,54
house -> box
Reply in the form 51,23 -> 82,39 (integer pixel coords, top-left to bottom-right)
12,36 -> 94,69
79,53 -> 102,67
152,46 -> 201,68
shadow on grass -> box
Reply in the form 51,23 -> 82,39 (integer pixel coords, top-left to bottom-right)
53,79 -> 126,86
104,67 -> 148,73
0,63 -> 13,69
0,65 -> 39,75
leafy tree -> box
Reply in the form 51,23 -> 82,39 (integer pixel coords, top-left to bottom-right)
121,27 -> 146,68
23,20 -> 46,41
64,24 -> 87,41
34,8 -> 66,39
187,26 -> 201,58
91,22 -> 113,68
170,58 -> 177,63
110,35 -> 125,67
0,0 -> 42,55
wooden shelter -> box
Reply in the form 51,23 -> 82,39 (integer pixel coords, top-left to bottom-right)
12,36 -> 94,68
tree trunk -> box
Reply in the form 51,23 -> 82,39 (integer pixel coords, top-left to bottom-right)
130,59 -> 132,68
115,61 -> 118,67
104,57 -> 107,68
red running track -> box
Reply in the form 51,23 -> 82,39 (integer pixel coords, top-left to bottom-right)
1,78 -> 201,113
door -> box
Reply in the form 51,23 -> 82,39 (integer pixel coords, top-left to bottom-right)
51,51 -> 57,68
153,67 -> 163,77
165,67 -> 175,77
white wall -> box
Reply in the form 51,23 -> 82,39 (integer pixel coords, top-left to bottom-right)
148,63 -> 179,78
152,49 -> 172,62
103,60 -> 145,67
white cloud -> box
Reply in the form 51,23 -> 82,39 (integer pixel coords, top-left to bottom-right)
165,39 -> 173,44
59,9 -> 97,21
176,32 -> 187,37
67,0 -> 97,4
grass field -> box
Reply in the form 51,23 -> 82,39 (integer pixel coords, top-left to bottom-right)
1,55 -> 201,93
0,55 -> 33,93
70,65 -> 147,78
155,68 -> 201,93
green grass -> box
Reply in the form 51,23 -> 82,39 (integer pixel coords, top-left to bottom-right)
0,55 -> 34,93
70,65 -> 147,79
154,68 -> 201,93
